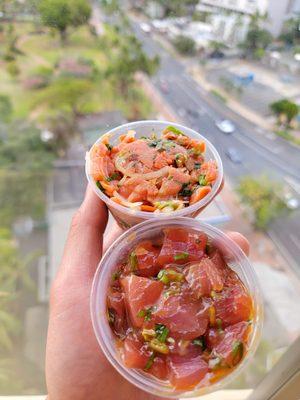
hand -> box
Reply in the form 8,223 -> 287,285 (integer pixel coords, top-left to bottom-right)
46,185 -> 249,400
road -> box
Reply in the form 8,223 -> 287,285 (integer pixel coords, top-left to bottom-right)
131,21 -> 300,276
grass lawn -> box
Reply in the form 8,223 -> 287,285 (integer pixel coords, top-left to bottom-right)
0,23 -> 153,121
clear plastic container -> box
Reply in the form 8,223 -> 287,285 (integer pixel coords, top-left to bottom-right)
85,120 -> 223,229
90,218 -> 263,398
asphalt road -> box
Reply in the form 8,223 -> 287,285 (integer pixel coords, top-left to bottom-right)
131,21 -> 300,276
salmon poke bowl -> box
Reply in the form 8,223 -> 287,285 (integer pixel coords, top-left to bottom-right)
85,120 -> 223,229
91,218 -> 263,398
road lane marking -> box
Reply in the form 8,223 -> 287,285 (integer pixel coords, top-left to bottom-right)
233,133 -> 298,179
289,234 -> 300,251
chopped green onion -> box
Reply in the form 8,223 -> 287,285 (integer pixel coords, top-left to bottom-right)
199,175 -> 207,186
107,308 -> 115,325
144,352 -> 156,371
157,270 -> 170,285
205,242 -> 212,254
137,309 -> 146,318
112,271 -> 121,281
179,183 -> 192,197
105,143 -> 113,151
216,318 -> 223,330
137,307 -> 153,321
129,251 -> 138,271
174,252 -> 189,261
192,337 -> 206,350
164,125 -> 186,136
96,181 -> 104,191
232,341 -> 244,364
155,324 -> 169,343
109,172 -> 120,181
194,162 -> 201,169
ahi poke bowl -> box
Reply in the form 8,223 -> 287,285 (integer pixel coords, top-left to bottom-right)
85,120 -> 223,229
91,218 -> 263,398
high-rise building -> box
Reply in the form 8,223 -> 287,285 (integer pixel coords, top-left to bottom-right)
200,0 -> 269,16
197,0 -> 268,45
267,0 -> 300,37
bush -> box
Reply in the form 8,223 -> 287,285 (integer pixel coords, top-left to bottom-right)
6,62 -> 20,77
210,89 -> 227,103
31,65 -> 54,79
173,35 -> 196,55
0,95 -> 13,123
237,176 -> 287,230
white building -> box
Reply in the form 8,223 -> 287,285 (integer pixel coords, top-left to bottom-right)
267,0 -> 300,37
199,0 -> 268,15
197,0 -> 269,45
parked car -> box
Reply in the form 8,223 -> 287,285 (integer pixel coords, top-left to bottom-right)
140,22 -> 151,34
225,147 -> 242,163
216,119 -> 235,134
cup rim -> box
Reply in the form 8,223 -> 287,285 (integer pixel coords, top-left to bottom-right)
85,120 -> 223,220
90,217 -> 263,398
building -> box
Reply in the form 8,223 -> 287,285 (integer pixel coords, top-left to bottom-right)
199,0 -> 268,15
267,0 -> 300,37
197,0 -> 268,45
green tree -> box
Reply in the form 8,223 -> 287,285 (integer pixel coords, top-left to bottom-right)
173,35 -> 196,55
38,0 -> 91,43
237,176 -> 287,230
153,0 -> 198,17
0,95 -> 13,123
34,77 -> 93,118
0,124 -> 54,226
107,34 -> 159,96
279,12 -> 300,45
270,99 -> 299,127
241,11 -> 272,58
0,227 -> 36,393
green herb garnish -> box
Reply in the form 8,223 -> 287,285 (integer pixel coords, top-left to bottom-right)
194,162 -> 201,169
192,337 -> 206,350
137,307 -> 153,321
164,125 -> 186,136
199,175 -> 207,186
129,251 -> 138,271
155,324 -> 169,343
144,352 -> 155,371
105,143 -> 113,151
179,183 -> 192,197
108,172 -> 120,181
174,252 -> 189,261
216,318 -> 223,330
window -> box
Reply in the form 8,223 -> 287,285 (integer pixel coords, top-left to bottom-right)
0,0 -> 299,397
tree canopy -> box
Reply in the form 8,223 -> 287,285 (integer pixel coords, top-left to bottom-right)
38,0 -> 91,42
173,35 -> 196,55
237,176 -> 287,230
270,99 -> 299,127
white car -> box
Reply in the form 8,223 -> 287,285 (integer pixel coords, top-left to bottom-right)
140,22 -> 151,34
216,120 -> 235,134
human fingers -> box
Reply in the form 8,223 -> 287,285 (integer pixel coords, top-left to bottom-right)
57,185 -> 108,282
226,231 -> 250,256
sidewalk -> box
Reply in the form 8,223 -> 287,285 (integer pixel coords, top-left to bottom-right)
189,65 -> 273,131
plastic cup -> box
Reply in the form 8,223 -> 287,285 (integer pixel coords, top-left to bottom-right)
86,120 -> 223,229
90,218 -> 263,398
